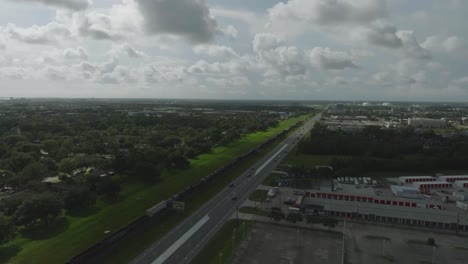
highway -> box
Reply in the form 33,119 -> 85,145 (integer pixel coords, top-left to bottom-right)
131,113 -> 322,264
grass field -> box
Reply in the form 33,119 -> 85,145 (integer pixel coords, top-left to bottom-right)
191,219 -> 250,264
1,115 -> 310,264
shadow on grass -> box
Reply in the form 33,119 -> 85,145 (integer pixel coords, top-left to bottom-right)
20,217 -> 69,240
0,244 -> 22,263
67,206 -> 100,218
101,195 -> 125,204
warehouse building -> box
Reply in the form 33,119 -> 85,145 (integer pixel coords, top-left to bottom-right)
390,185 -> 421,199
303,198 -> 468,231
399,176 -> 435,184
438,175 -> 468,182
413,181 -> 453,192
453,191 -> 468,201
454,181 -> 468,188
305,190 -> 442,209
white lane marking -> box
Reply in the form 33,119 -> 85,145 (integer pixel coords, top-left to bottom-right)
152,215 -> 210,264
255,144 -> 288,176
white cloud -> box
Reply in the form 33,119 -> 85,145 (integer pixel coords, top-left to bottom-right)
443,36 -> 468,56
193,45 -> 238,58
136,0 -> 218,43
309,47 -> 358,70
63,47 -> 88,60
268,0 -> 387,27
452,77 -> 468,89
396,30 -> 431,60
108,43 -> 145,58
253,33 -> 307,76
15,0 -> 92,11
220,25 -> 238,40
355,23 -> 402,48
5,22 -> 71,45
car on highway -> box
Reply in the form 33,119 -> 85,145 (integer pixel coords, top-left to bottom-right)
231,196 -> 237,201
229,183 -> 234,188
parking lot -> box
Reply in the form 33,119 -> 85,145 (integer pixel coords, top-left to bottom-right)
231,223 -> 342,264
345,222 -> 468,264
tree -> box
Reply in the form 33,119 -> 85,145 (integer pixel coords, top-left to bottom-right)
0,215 -> 15,244
20,162 -> 50,182
64,186 -> 96,211
14,193 -> 64,226
96,178 -> 121,198
133,162 -> 160,182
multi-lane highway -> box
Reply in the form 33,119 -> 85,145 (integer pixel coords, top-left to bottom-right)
131,113 -> 322,264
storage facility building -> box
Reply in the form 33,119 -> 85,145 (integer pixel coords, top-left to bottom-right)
399,176 -> 435,184
438,175 -> 468,182
390,185 -> 421,199
413,181 -> 453,191
453,191 -> 468,201
454,181 -> 468,188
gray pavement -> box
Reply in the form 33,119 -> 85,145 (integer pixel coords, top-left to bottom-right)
131,114 -> 321,264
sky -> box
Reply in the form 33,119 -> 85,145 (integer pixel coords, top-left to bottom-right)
0,0 -> 467,101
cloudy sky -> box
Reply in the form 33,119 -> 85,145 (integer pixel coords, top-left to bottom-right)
0,0 -> 467,101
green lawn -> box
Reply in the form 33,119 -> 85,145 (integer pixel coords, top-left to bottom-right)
248,189 -> 268,202
239,206 -> 270,217
2,115 -> 310,264
191,219 -> 250,264
281,153 -> 345,169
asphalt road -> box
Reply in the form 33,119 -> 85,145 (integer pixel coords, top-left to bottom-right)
131,114 -> 322,264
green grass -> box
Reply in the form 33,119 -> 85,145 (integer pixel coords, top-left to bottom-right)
4,115 -> 310,264
191,220 -> 250,264
282,153 -> 347,169
239,206 -> 270,217
248,189 -> 268,202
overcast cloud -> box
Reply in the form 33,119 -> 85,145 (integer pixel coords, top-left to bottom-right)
0,0 -> 467,101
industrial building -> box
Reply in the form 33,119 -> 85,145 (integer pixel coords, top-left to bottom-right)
438,175 -> 468,182
399,176 -> 435,184
390,185 -> 421,199
303,198 -> 468,232
408,118 -> 447,128
456,201 -> 468,211
413,181 -> 453,192
454,181 -> 468,188
304,190 -> 442,209
453,191 -> 468,201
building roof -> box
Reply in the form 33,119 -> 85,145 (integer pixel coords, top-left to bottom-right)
439,175 -> 468,179
399,176 -> 434,180
413,181 -> 453,187
390,185 -> 420,192
304,197 -> 468,225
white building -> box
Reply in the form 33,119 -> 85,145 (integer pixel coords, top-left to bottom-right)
456,201 -> 468,211
399,176 -> 435,184
454,181 -> 468,188
453,191 -> 468,201
390,185 -> 421,199
438,175 -> 468,182
408,118 -> 447,128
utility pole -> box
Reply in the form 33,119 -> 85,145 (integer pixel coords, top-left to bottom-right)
432,246 -> 436,264
232,234 -> 235,254
236,206 -> 239,236
341,218 -> 346,264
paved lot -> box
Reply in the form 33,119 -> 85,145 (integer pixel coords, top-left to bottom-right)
231,223 -> 342,264
345,222 -> 468,264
